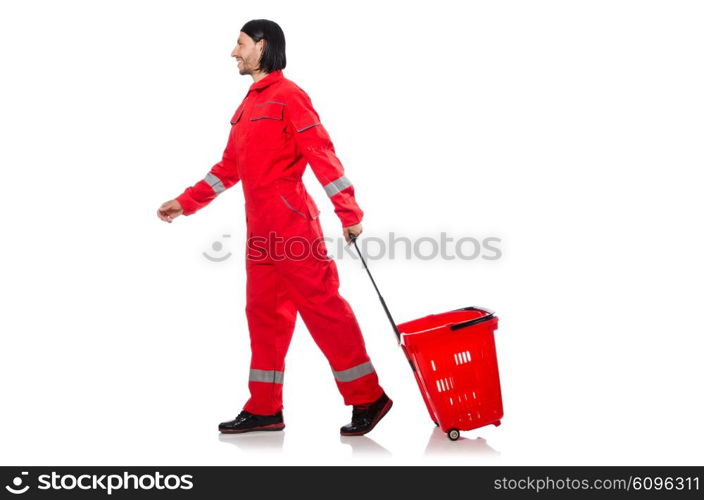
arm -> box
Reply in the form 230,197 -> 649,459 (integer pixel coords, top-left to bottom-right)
284,87 -> 364,227
175,133 -> 240,216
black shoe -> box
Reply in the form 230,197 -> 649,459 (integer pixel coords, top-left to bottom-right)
340,392 -> 393,436
218,410 -> 285,434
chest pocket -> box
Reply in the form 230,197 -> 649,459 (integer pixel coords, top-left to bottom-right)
247,101 -> 285,150
230,106 -> 244,125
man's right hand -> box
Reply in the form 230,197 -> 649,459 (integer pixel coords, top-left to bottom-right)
157,199 -> 184,223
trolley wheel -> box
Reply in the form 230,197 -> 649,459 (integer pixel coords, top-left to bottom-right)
493,420 -> 502,427
447,428 -> 460,441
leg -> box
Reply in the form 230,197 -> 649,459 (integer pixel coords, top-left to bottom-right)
242,259 -> 298,415
277,252 -> 384,406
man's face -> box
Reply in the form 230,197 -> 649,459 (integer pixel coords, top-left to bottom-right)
231,32 -> 264,75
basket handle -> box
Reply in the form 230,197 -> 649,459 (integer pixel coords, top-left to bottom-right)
449,307 -> 496,331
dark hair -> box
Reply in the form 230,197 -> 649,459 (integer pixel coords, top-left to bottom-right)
240,19 -> 286,73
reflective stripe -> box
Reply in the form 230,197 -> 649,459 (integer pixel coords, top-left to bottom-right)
323,176 -> 352,197
249,369 -> 284,384
297,122 -> 321,133
204,172 -> 225,195
332,361 -> 375,382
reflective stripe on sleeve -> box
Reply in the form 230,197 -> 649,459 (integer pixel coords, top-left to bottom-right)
331,361 -> 375,382
204,172 -> 226,195
323,176 -> 352,197
249,369 -> 284,384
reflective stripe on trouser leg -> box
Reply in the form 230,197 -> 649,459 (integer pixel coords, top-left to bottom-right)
330,359 -> 383,405
332,361 -> 375,382
249,369 -> 285,384
243,259 -> 297,416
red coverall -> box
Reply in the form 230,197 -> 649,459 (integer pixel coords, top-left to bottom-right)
176,70 -> 385,415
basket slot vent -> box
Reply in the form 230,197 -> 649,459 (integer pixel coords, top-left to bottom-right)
454,350 -> 472,365
435,377 -> 455,393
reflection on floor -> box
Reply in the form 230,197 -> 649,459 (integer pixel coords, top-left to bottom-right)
339,435 -> 392,457
215,426 -> 500,460
424,427 -> 500,457
218,431 -> 285,451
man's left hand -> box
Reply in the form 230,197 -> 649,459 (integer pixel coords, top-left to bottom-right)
343,223 -> 363,244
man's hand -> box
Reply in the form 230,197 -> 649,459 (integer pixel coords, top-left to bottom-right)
343,223 -> 363,244
157,199 -> 184,223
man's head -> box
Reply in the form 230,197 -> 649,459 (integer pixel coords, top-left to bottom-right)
231,19 -> 286,76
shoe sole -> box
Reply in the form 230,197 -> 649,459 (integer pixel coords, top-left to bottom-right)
340,398 -> 393,436
219,423 -> 285,434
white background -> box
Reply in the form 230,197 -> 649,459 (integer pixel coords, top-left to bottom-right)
1,0 -> 702,466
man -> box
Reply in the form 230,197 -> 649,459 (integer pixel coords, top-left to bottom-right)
157,19 -> 392,436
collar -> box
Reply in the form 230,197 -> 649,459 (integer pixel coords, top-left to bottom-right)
248,69 -> 284,93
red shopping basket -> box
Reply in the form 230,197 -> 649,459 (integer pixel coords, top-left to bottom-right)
398,307 -> 502,440
349,235 -> 503,441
